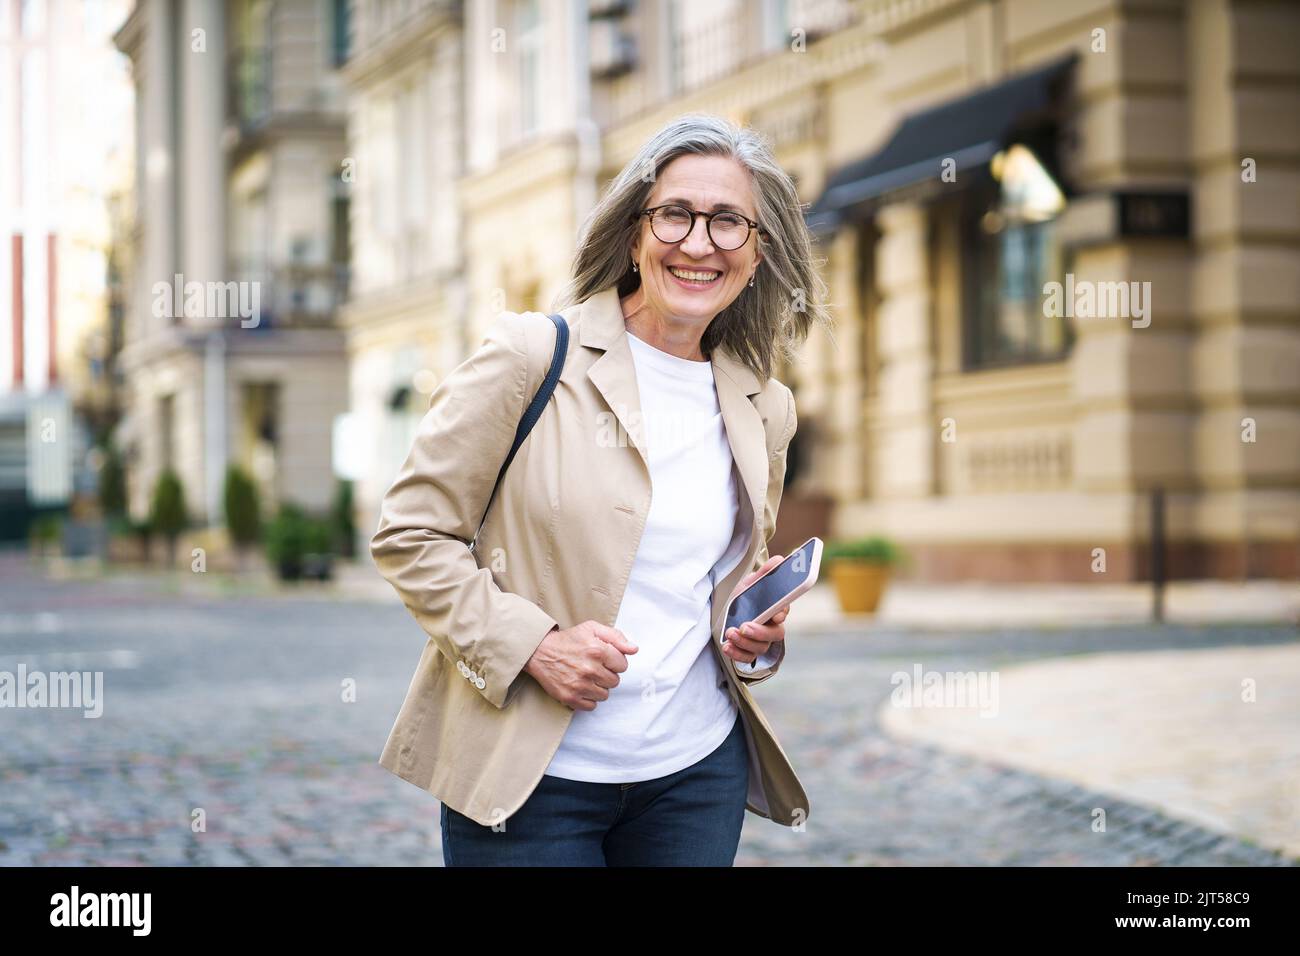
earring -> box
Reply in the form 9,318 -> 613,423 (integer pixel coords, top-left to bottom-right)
748,274 -> 755,287
632,261 -> 638,272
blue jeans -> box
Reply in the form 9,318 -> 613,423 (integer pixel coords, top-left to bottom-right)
440,711 -> 750,866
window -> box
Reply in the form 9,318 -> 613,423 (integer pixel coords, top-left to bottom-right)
158,395 -> 176,471
671,0 -> 743,92
20,0 -> 42,35
369,95 -> 397,242
961,144 -> 1071,370
516,0 -> 542,138
240,382 -> 281,504
856,218 -> 881,394
760,0 -> 791,52
331,0 -> 350,67
330,186 -> 351,305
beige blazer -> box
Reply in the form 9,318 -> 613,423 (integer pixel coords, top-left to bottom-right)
370,284 -> 809,827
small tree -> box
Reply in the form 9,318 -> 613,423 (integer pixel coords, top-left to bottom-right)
149,468 -> 187,567
331,479 -> 355,558
223,465 -> 261,569
98,444 -> 127,519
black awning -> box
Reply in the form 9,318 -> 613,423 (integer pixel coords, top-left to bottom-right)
805,55 -> 1076,237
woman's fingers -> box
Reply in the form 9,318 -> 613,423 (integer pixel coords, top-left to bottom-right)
724,620 -> 782,660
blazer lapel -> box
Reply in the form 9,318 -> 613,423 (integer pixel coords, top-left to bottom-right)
710,345 -> 767,549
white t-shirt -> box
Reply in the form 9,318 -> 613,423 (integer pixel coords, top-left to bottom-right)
543,329 -> 777,783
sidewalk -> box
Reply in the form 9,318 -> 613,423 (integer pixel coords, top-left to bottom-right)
788,578 -> 1300,630
879,642 -> 1300,860
42,551 -> 1300,629
335,558 -> 1300,628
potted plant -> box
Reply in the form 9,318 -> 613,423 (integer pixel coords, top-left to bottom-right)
264,505 -> 335,582
265,504 -> 310,581
823,535 -> 903,614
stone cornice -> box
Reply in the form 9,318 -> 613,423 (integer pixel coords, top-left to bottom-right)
458,134 -> 580,213
604,29 -> 889,167
341,5 -> 457,90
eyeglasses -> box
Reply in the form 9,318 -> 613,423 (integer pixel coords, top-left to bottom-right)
635,204 -> 765,251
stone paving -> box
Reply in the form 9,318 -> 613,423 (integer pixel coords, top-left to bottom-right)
879,643 -> 1300,859
1,550 -> 1296,866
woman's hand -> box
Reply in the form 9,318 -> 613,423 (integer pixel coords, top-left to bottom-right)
525,621 -> 639,711
722,554 -> 789,665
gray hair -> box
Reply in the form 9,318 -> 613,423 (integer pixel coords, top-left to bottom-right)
551,112 -> 833,383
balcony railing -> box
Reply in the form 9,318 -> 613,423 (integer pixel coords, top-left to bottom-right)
225,260 -> 351,330
227,45 -> 271,133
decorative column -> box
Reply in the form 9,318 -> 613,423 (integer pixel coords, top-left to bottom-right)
873,201 -> 935,500
181,0 -> 227,525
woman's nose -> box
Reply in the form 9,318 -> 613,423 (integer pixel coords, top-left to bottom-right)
680,216 -> 715,254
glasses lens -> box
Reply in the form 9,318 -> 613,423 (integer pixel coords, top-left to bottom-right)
651,206 -> 692,242
709,212 -> 749,250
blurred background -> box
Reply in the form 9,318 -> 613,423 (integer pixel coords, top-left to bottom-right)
0,0 -> 1297,867
3,0 -> 1297,583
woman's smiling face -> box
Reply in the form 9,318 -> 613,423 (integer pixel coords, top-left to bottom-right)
630,154 -> 764,327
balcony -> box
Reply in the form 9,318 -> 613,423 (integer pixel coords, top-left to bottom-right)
226,259 -> 351,332
227,45 -> 271,135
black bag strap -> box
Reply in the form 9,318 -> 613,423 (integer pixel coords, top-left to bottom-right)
474,313 -> 568,544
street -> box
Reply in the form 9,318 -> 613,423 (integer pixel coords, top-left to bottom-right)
1,551 -> 1295,866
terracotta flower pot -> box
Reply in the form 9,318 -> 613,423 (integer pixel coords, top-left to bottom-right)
829,559 -> 891,614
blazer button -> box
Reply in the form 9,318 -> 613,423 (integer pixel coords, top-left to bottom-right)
457,660 -> 468,675
474,677 -> 486,689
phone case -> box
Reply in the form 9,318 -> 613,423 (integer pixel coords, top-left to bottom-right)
721,536 -> 823,632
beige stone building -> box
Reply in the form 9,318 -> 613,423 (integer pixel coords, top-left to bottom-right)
791,0 -> 1300,581
338,0 -> 468,539
349,0 -> 1298,582
112,0 -> 350,528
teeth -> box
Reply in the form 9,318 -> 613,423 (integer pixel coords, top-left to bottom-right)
668,267 -> 720,282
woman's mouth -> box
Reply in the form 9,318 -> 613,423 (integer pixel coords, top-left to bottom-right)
667,265 -> 722,290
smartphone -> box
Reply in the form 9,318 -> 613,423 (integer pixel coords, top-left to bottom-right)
724,536 -> 823,631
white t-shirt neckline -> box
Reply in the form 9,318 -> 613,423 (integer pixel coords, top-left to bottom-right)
625,328 -> 716,382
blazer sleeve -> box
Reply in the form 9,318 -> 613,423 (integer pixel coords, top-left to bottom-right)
370,311 -> 559,710
731,384 -> 797,687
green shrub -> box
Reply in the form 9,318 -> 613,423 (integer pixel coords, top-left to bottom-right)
265,504 -> 334,580
149,469 -> 187,564
265,504 -> 309,579
331,479 -> 355,557
823,535 -> 903,565
29,514 -> 64,549
98,445 -> 127,518
223,465 -> 261,549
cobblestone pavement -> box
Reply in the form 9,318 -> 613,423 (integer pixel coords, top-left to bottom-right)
1,551 -> 1296,866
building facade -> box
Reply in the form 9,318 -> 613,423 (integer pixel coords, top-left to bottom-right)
112,0 -> 351,531
338,0 -> 468,539
792,0 -> 1299,580
0,0 -> 139,540
344,0 -> 1297,581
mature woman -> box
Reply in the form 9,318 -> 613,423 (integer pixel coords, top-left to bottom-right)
371,113 -> 831,866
